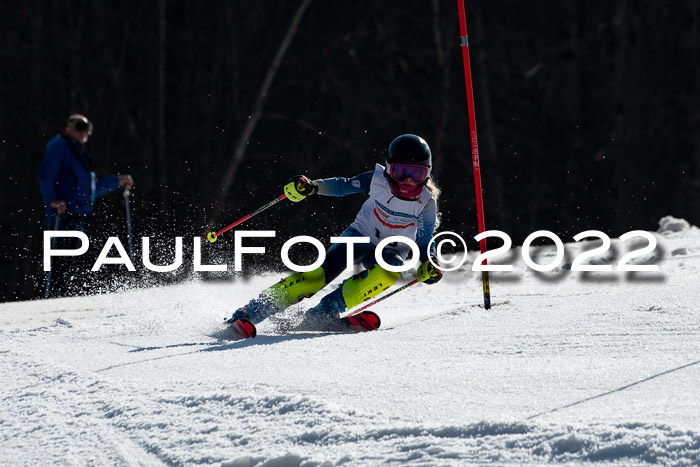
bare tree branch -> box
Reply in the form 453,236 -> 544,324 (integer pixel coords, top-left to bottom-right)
208,0 -> 313,229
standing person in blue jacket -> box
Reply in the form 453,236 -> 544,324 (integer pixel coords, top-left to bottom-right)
226,134 -> 443,337
37,114 -> 134,296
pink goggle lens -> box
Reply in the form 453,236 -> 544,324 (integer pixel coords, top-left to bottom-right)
389,164 -> 430,184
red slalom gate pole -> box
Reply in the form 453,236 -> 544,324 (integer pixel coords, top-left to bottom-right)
457,0 -> 491,309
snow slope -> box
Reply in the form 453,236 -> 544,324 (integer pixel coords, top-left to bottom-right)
2,220 -> 700,466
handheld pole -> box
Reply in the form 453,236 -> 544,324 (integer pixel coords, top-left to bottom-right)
44,214 -> 61,299
457,0 -> 491,309
124,189 -> 134,259
207,194 -> 288,242
344,279 -> 420,318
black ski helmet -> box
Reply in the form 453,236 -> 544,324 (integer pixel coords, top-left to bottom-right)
386,134 -> 432,168
385,134 -> 432,199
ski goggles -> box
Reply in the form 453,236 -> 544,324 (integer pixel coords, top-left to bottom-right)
388,163 -> 431,184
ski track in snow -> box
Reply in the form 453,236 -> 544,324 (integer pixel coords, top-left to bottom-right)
2,224 -> 700,466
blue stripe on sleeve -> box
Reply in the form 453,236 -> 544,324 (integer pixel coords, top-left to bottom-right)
315,170 -> 373,197
416,198 -> 438,261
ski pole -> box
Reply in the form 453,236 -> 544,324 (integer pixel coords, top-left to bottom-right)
457,0 -> 491,309
44,214 -> 61,299
207,193 -> 288,242
344,279 -> 420,318
124,189 -> 134,259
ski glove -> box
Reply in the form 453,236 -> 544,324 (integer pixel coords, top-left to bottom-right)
417,259 -> 442,285
284,175 -> 318,202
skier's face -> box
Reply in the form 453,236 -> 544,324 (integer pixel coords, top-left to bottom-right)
76,131 -> 89,144
387,163 -> 430,199
65,126 -> 90,144
389,163 -> 430,184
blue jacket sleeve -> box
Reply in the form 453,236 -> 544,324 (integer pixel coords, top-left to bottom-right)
416,198 -> 438,262
95,175 -> 120,198
37,140 -> 65,204
314,171 -> 373,197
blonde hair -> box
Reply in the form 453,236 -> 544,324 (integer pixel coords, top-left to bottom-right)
426,177 -> 440,201
425,177 -> 442,228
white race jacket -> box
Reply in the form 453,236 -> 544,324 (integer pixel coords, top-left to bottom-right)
350,164 -> 434,257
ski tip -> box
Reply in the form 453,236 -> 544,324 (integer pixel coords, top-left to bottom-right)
230,318 -> 257,339
345,310 -> 381,332
207,232 -> 218,243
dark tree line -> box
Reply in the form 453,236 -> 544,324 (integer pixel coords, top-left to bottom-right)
1,0 -> 698,302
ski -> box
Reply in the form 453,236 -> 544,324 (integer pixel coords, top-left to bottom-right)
282,310 -> 381,334
223,311 -> 379,338
227,318 -> 257,339
342,310 -> 381,332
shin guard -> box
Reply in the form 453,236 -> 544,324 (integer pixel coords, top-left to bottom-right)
261,267 -> 326,310
341,265 -> 400,310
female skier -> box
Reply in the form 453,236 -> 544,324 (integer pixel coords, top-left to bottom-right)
226,134 -> 443,338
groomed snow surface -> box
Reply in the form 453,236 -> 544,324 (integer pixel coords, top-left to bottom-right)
2,217 -> 700,466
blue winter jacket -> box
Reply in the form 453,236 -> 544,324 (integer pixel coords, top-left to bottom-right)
37,135 -> 120,226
